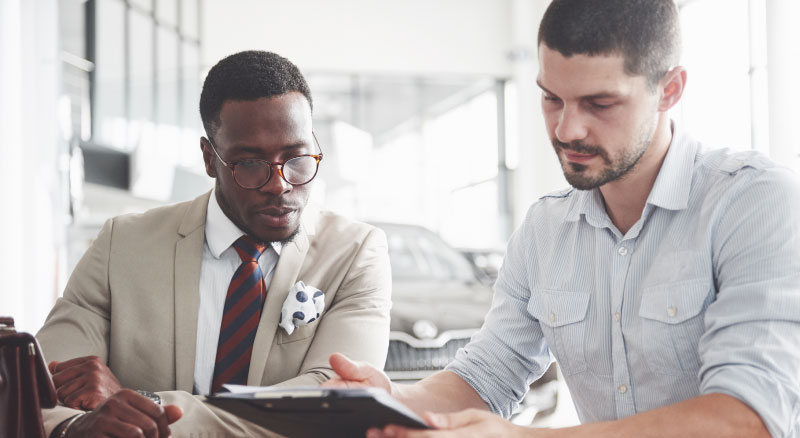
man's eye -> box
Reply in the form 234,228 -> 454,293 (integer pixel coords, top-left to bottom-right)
238,160 -> 264,169
543,94 -> 561,102
589,102 -> 613,110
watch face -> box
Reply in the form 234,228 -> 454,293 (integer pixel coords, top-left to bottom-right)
136,390 -> 161,405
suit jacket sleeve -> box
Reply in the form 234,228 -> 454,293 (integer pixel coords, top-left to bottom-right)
36,219 -> 114,436
37,218 -> 113,363
274,226 -> 393,387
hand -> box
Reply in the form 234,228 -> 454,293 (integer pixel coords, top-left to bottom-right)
323,353 -> 392,393
49,355 -> 123,410
367,409 -> 533,438
66,389 -> 183,438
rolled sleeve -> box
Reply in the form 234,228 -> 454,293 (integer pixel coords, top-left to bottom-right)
700,167 -> 800,437
446,209 -> 552,418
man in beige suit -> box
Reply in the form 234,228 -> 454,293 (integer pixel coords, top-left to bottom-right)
37,51 -> 392,437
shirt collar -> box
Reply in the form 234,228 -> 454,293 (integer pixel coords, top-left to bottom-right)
205,189 -> 282,259
644,120 -> 696,211
564,120 -> 696,225
564,188 -> 610,228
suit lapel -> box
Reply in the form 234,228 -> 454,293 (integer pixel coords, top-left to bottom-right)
173,191 -> 210,392
247,223 -> 312,385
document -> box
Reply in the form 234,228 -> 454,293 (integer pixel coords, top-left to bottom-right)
205,386 -> 431,438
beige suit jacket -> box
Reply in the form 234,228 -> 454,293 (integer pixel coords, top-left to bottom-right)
37,191 -> 392,436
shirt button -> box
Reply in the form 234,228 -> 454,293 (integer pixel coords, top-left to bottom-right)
618,384 -> 628,394
617,246 -> 628,256
549,312 -> 556,323
613,311 -> 621,322
667,306 -> 678,317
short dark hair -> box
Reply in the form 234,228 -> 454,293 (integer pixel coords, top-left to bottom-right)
199,50 -> 313,140
538,0 -> 681,88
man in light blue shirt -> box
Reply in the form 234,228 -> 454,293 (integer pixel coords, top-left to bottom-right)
327,0 -> 800,436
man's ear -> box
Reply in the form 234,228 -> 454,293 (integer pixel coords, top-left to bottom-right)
658,66 -> 687,112
200,137 -> 217,178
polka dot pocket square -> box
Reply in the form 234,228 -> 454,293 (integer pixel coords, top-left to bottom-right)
279,281 -> 325,335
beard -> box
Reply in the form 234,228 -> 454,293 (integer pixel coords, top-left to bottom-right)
552,121 -> 656,190
276,225 -> 301,245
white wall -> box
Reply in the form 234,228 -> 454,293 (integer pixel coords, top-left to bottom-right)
0,0 -> 66,333
202,0 -> 513,77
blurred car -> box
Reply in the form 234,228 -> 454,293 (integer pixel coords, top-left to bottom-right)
458,247 -> 506,283
371,222 -> 559,423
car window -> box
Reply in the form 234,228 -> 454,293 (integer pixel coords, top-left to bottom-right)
381,224 -> 476,283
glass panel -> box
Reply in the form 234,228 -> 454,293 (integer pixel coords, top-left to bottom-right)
156,0 -> 178,27
60,0 -> 86,58
94,0 -> 126,149
129,0 -> 153,13
677,0 -> 751,151
128,0 -> 153,13
156,27 -> 179,127
180,42 -> 200,130
129,9 -> 154,148
179,42 -> 203,168
180,0 -> 199,39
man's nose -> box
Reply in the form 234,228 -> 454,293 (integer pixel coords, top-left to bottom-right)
554,106 -> 589,144
259,165 -> 292,195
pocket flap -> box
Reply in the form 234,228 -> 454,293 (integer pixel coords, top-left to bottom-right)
639,278 -> 711,324
528,289 -> 591,327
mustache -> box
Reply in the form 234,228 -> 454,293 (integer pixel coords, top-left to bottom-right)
552,139 -> 611,163
552,139 -> 602,155
255,203 -> 303,211
253,197 -> 304,211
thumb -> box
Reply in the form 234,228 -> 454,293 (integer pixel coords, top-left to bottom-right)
164,405 -> 183,424
329,353 -> 367,381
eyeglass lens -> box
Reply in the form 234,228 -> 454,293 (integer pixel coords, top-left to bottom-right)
233,156 -> 319,188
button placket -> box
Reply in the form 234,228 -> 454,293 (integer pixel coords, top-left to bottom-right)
611,238 -> 636,418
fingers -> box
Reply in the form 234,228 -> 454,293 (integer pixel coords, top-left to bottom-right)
377,424 -> 445,438
56,376 -> 88,406
50,355 -> 121,409
163,405 -> 183,424
61,381 -> 96,410
363,410 -> 495,438
48,360 -> 59,374
124,390 -> 171,438
51,360 -> 95,388
68,390 -> 177,438
329,353 -> 367,381
50,355 -> 101,373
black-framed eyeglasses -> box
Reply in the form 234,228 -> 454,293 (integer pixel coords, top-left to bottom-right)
205,133 -> 323,189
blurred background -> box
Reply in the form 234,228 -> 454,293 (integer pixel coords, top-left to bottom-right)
1,0 -> 798,426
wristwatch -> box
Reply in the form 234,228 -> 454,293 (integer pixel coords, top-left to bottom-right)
136,389 -> 162,405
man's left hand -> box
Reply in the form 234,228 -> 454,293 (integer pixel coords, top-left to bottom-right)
367,409 -> 538,438
49,355 -> 123,410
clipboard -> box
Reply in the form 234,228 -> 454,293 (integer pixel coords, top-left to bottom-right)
205,387 -> 431,437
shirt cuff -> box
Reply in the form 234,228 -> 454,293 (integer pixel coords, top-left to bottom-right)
701,365 -> 800,437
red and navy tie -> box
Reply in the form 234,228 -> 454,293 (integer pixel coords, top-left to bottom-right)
211,235 -> 268,393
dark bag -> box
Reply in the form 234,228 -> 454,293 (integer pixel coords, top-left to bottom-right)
0,316 -> 57,438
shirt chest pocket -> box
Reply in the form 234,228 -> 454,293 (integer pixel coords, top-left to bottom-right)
638,278 -> 712,376
528,289 -> 591,376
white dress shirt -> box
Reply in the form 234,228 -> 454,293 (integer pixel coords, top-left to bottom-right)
193,190 -> 282,395
447,122 -> 800,437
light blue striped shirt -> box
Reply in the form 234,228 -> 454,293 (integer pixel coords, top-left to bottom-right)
447,123 -> 800,437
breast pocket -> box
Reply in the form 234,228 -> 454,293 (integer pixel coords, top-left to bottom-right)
638,278 -> 712,376
277,318 -> 321,345
528,289 -> 591,376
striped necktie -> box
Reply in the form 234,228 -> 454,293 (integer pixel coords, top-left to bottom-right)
211,235 -> 268,393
